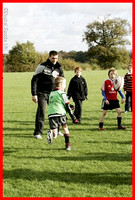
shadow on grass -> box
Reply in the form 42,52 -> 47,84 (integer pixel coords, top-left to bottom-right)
3,120 -> 35,125
44,152 -> 132,162
3,168 -> 132,186
6,150 -> 132,162
86,140 -> 132,145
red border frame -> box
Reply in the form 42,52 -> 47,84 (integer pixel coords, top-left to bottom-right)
1,0 -> 134,199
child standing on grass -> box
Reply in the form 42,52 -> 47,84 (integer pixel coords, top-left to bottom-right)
123,64 -> 132,113
98,67 -> 126,130
47,76 -> 79,151
67,66 -> 88,124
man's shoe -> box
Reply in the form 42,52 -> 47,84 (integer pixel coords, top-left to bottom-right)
98,127 -> 105,130
33,134 -> 42,139
47,130 -> 53,144
58,132 -> 63,136
66,145 -> 71,151
118,125 -> 126,130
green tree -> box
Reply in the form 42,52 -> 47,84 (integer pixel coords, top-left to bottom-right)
6,41 -> 38,72
83,17 -> 131,69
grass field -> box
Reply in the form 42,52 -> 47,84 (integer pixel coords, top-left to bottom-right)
3,70 -> 132,197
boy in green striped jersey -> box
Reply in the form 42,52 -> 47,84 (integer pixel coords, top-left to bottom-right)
47,76 -> 79,151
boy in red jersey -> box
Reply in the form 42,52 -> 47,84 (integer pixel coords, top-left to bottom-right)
99,68 -> 126,130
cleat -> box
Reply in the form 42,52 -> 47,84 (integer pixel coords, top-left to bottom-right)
98,127 -> 105,130
66,145 -> 71,151
118,125 -> 126,130
33,134 -> 42,139
73,119 -> 80,124
47,129 -> 53,144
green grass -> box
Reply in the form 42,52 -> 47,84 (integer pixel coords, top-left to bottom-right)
3,70 -> 132,197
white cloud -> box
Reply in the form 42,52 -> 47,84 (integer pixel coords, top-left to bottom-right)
3,3 -> 132,54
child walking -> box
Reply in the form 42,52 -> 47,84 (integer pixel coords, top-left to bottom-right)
47,76 -> 79,151
99,67 -> 126,130
67,66 -> 88,124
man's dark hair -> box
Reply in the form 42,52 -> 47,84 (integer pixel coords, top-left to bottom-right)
49,50 -> 58,57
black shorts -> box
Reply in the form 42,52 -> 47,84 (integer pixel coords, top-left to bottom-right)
101,99 -> 120,110
49,115 -> 67,129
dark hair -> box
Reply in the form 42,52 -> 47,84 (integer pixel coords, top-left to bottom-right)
49,50 -> 58,57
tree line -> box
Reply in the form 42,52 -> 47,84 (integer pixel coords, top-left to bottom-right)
3,17 -> 132,72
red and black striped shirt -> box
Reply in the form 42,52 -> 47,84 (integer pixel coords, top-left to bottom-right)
123,73 -> 132,92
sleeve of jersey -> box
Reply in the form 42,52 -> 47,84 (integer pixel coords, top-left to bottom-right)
123,75 -> 127,91
102,90 -> 107,100
101,81 -> 107,100
84,78 -> 88,96
118,90 -> 124,99
67,80 -> 73,98
61,93 -> 76,121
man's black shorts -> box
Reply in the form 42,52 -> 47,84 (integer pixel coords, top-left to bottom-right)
101,99 -> 120,110
49,115 -> 67,129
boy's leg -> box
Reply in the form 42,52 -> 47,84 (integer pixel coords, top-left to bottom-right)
62,125 -> 71,151
116,108 -> 126,129
99,110 -> 107,130
74,100 -> 79,118
47,128 -> 58,144
57,126 -> 63,136
74,100 -> 82,123
78,100 -> 82,123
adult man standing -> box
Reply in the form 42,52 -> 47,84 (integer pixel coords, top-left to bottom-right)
31,50 -> 64,139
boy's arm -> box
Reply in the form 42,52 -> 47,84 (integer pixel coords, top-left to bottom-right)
102,90 -> 107,100
101,90 -> 109,105
61,93 -> 78,123
65,103 -> 77,121
118,90 -> 124,99
118,90 -> 125,104
84,78 -> 88,98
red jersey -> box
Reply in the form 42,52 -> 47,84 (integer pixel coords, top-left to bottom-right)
102,78 -> 117,100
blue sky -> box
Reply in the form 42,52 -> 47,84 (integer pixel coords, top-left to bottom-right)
3,3 -> 132,54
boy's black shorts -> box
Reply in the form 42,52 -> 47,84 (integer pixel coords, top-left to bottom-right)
49,115 -> 67,129
101,99 -> 120,110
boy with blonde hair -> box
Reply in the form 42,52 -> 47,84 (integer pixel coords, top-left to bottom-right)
47,76 -> 79,151
99,68 -> 126,130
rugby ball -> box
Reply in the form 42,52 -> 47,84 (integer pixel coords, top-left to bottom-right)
52,70 -> 59,78
113,76 -> 124,91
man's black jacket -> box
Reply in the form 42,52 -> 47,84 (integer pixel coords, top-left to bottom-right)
31,59 -> 64,96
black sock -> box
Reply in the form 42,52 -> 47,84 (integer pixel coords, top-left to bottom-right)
99,122 -> 103,128
64,134 -> 70,147
117,117 -> 122,127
